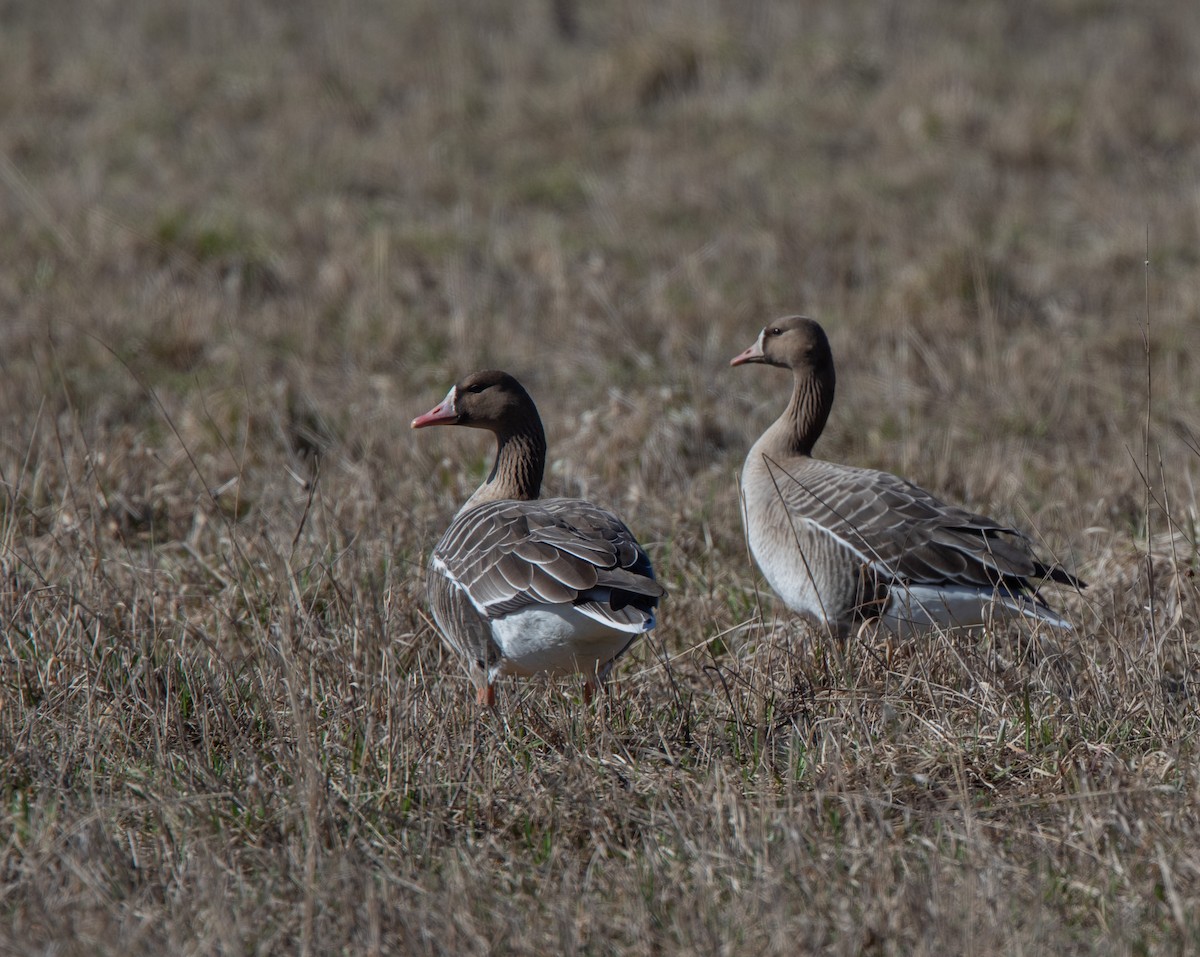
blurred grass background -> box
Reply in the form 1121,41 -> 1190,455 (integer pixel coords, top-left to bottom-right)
3,0 -> 1200,953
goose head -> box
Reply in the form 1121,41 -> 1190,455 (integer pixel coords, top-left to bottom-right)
411,370 -> 537,434
730,316 -> 834,377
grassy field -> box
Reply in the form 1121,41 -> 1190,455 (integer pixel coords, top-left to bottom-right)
3,0 -> 1200,952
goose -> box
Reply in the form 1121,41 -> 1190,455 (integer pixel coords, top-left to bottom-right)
730,316 -> 1083,638
412,370 -> 664,707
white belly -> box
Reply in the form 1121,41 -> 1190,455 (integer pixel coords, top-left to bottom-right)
750,537 -> 826,622
881,584 -> 1072,636
744,495 -> 837,626
489,604 -> 635,680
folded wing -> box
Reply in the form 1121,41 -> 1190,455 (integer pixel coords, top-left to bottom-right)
761,455 -> 1083,598
430,497 -> 665,633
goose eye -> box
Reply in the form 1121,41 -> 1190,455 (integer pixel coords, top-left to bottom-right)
463,383 -> 485,394
768,327 -> 783,337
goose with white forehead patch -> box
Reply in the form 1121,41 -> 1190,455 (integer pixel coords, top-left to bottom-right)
731,317 -> 1083,638
413,370 -> 664,707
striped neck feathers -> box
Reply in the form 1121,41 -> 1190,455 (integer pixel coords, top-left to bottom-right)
462,419 -> 547,510
763,364 -> 835,458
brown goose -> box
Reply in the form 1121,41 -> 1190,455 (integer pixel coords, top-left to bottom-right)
730,316 -> 1082,637
412,370 -> 664,706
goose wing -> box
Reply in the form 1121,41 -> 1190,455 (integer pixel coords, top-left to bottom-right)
761,456 -> 1081,593
430,498 -> 664,632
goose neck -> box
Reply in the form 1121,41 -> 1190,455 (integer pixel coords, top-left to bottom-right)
464,420 -> 546,508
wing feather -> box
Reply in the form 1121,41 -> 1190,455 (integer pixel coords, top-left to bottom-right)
430,497 -> 665,630
764,456 -> 1081,593
426,568 -> 502,684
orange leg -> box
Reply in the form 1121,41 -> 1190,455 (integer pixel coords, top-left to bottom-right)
476,684 -> 496,708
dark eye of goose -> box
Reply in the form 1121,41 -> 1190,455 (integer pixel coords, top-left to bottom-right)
463,383 -> 486,394
767,327 -> 783,337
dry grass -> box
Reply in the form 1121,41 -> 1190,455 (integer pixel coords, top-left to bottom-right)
3,0 -> 1200,952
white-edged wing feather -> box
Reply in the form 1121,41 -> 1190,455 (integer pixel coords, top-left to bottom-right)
426,497 -> 663,679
